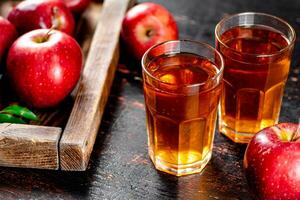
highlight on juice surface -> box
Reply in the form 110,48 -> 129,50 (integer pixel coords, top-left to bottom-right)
141,40 -> 224,176
215,12 -> 296,143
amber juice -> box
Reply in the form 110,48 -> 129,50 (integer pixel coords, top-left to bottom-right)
216,25 -> 293,143
143,52 -> 221,176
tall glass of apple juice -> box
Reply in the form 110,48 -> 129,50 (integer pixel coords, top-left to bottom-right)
142,40 -> 224,176
215,12 -> 296,143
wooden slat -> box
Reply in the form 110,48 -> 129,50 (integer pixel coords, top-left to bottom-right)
60,0 -> 133,171
0,123 -> 61,169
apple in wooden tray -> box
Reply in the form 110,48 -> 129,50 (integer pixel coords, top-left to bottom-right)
62,0 -> 91,14
7,0 -> 75,35
6,29 -> 82,108
244,123 -> 300,199
121,2 -> 179,60
0,16 -> 17,64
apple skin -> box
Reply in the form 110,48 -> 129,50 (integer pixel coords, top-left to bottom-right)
0,16 -> 17,64
121,2 -> 178,60
244,123 -> 300,200
6,29 -> 82,108
62,0 -> 91,13
7,0 -> 75,35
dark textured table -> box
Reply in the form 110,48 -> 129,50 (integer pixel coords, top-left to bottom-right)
0,0 -> 299,199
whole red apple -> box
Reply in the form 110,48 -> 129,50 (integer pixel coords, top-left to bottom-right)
62,0 -> 91,13
7,0 -> 75,35
0,16 -> 17,63
6,29 -> 82,108
121,2 -> 178,60
244,123 -> 300,200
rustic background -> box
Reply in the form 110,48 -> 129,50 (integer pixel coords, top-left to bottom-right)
0,0 -> 299,199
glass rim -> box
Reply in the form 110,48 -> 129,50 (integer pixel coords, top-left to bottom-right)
215,12 -> 296,58
141,39 -> 224,88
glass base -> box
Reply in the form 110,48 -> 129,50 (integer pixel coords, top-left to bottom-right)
149,150 -> 212,176
219,124 -> 254,143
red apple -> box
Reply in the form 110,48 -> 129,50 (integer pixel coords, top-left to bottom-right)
244,123 -> 300,199
62,0 -> 91,13
121,2 -> 178,60
7,0 -> 75,35
0,16 -> 17,63
6,29 -> 82,108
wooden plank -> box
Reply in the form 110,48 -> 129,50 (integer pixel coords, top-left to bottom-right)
60,0 -> 133,170
0,123 -> 61,169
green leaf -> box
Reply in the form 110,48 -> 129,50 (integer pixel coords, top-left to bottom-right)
0,105 -> 38,121
0,113 -> 26,124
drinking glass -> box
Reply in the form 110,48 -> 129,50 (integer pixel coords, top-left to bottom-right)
142,40 -> 224,176
215,12 -> 296,143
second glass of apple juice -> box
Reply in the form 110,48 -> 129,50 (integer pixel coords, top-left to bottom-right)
142,40 -> 224,176
215,12 -> 296,143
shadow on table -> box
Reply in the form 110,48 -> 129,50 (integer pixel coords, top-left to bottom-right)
147,132 -> 253,199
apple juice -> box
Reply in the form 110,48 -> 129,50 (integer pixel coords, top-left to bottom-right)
216,25 -> 292,143
143,53 -> 221,176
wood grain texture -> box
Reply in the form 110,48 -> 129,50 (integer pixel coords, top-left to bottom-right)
0,123 -> 61,169
60,0 -> 133,171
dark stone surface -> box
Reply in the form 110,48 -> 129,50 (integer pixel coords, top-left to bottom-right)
0,0 -> 299,199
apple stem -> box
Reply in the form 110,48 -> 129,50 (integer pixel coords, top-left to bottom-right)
43,26 -> 55,42
42,6 -> 60,42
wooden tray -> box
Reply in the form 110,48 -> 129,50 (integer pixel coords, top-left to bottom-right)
0,0 -> 133,171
